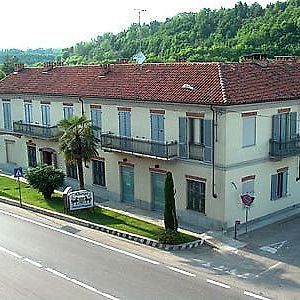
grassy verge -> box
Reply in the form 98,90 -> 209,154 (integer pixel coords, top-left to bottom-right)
0,176 -> 196,243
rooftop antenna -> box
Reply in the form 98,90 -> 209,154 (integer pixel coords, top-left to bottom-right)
134,8 -> 147,64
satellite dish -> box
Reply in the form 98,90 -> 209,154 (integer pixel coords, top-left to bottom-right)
136,51 -> 146,64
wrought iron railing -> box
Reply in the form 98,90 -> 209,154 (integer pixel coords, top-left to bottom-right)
269,137 -> 300,158
189,143 -> 205,161
101,133 -> 178,159
13,121 -> 60,139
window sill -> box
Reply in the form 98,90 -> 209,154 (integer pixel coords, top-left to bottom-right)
186,208 -> 206,216
242,144 -> 256,149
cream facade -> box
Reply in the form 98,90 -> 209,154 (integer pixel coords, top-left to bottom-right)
1,93 -> 300,231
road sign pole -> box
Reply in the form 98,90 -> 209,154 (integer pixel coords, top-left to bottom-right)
18,177 -> 22,208
245,206 -> 249,233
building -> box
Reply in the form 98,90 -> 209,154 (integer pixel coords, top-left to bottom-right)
0,57 -> 299,231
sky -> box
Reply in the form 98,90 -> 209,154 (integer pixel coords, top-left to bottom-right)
1,0 -> 280,50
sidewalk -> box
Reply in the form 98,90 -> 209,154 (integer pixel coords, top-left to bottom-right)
0,171 -> 245,250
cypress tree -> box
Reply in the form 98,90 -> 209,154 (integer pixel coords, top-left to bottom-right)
164,172 -> 178,231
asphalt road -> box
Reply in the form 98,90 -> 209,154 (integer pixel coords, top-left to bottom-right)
0,203 -> 279,300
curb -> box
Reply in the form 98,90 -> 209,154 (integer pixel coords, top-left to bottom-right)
0,196 -> 203,251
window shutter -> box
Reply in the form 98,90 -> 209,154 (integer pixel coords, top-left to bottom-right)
151,114 -> 158,141
282,171 -> 288,197
272,115 -> 280,142
270,174 -> 278,200
158,114 -> 165,142
179,117 -> 188,158
203,119 -> 213,163
290,112 -> 297,139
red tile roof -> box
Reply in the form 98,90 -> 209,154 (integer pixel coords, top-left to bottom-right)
0,62 -> 299,106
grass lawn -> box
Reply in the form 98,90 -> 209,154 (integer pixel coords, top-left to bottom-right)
0,176 -> 196,243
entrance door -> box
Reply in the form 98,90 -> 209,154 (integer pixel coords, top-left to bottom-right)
151,172 -> 165,212
120,166 -> 134,203
42,151 -> 52,165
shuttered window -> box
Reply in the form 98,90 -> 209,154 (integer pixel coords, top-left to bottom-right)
203,119 -> 213,163
150,114 -> 165,142
66,162 -> 77,179
242,180 -> 255,196
91,107 -> 102,139
27,145 -> 37,167
187,180 -> 205,213
92,160 -> 106,186
3,102 -> 12,130
179,117 -> 188,158
242,116 -> 256,147
270,171 -> 288,200
119,111 -> 131,137
24,103 -> 33,124
63,106 -> 74,120
41,104 -> 50,126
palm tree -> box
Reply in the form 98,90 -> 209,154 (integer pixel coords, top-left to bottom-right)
58,115 -> 99,189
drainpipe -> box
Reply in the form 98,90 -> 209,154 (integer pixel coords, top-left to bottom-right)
210,105 -> 218,198
79,97 -> 84,116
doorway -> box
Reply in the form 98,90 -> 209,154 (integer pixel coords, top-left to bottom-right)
120,166 -> 134,203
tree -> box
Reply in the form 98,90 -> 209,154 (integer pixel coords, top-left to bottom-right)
58,115 -> 99,189
25,165 -> 65,199
164,172 -> 178,231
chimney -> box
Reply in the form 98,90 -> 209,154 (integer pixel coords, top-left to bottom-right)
117,58 -> 129,64
274,56 -> 298,62
242,53 -> 268,63
14,63 -> 25,72
99,64 -> 111,76
42,61 -> 63,72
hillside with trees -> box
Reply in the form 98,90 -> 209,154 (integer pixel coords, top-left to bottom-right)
61,0 -> 300,64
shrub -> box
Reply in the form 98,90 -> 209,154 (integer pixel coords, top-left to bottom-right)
25,164 -> 65,199
158,230 -> 186,245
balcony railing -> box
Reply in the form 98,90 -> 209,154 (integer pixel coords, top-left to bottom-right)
101,133 -> 178,160
269,137 -> 300,158
13,121 -> 60,140
189,143 -> 205,161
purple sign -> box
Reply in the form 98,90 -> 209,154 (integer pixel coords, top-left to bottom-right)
241,194 -> 255,207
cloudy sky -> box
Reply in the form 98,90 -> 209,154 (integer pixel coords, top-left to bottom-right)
1,0 -> 279,49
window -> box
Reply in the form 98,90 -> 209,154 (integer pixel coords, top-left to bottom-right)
41,104 -> 50,126
63,106 -> 74,120
3,102 -> 12,130
271,170 -> 288,200
242,180 -> 255,196
242,116 -> 256,147
90,107 -> 101,138
24,103 -> 33,124
92,159 -> 106,186
187,180 -> 205,213
27,145 -> 37,167
66,162 -> 77,179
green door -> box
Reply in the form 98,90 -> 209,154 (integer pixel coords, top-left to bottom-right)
121,166 -> 134,203
151,172 -> 165,212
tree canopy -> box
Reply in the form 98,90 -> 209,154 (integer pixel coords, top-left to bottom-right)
61,0 -> 300,64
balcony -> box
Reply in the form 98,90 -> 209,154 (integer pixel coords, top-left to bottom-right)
101,133 -> 178,160
269,137 -> 300,158
13,121 -> 60,140
189,143 -> 205,161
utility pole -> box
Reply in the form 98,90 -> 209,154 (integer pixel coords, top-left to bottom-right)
134,9 -> 147,52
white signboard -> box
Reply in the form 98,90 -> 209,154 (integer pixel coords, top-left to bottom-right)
67,190 -> 94,211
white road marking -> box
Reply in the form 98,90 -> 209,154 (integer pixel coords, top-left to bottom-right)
259,241 -> 287,254
244,290 -> 271,300
0,245 -> 22,259
71,279 -> 119,300
168,267 -> 196,277
0,209 -> 160,265
23,258 -> 43,268
46,268 -> 119,300
206,279 -> 231,289
255,262 -> 282,278
45,267 -> 71,280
